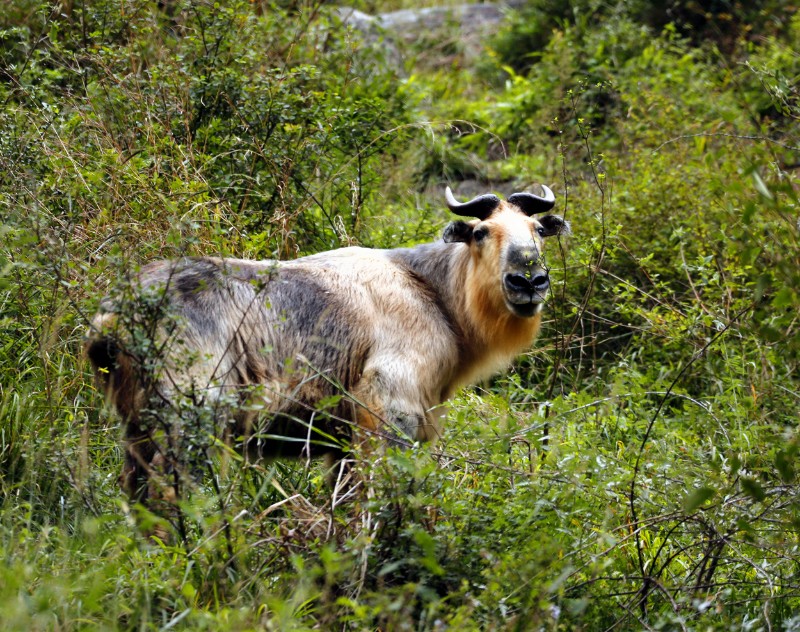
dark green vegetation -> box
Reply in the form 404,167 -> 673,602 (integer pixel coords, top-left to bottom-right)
2,0 -> 799,628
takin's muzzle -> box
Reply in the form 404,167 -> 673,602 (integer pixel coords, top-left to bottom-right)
502,267 -> 550,317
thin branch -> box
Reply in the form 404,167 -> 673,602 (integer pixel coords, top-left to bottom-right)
653,132 -> 800,154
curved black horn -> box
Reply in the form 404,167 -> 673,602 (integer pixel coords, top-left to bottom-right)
507,186 -> 556,215
445,187 -> 501,220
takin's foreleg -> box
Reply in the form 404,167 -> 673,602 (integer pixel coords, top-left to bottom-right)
119,421 -> 182,507
349,366 -> 441,448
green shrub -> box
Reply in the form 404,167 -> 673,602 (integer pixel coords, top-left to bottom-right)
2,0 -> 800,629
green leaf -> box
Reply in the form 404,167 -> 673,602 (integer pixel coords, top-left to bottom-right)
752,170 -> 773,200
742,200 -> 757,224
741,477 -> 766,502
754,273 -> 772,302
775,449 -> 797,483
772,287 -> 796,309
683,486 -> 715,512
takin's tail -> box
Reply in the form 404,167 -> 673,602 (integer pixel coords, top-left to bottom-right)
84,312 -> 143,421
85,311 -> 174,509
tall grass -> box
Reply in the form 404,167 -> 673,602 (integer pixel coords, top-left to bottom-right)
1,0 -> 799,629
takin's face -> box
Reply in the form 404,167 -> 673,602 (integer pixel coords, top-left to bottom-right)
443,202 -> 569,318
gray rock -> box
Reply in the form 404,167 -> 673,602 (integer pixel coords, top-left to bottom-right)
331,6 -> 380,36
378,4 -> 508,41
330,6 -> 404,71
333,2 -> 525,67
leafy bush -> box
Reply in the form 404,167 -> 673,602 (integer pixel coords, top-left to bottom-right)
2,0 -> 800,629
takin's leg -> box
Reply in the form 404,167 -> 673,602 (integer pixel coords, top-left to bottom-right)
270,366 -> 430,495
349,367 -> 429,449
118,423 -> 158,503
118,420 -> 180,541
322,368 -> 439,501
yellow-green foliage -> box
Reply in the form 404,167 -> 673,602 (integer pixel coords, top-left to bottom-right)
1,0 -> 799,629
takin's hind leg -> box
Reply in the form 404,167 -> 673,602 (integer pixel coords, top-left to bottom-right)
119,424 -> 180,541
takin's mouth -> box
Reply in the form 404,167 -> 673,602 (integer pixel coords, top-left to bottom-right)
505,294 -> 547,318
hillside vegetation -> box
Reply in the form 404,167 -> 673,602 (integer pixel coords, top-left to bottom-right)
1,0 -> 799,629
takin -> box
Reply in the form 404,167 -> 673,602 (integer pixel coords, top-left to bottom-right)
85,186 -> 570,506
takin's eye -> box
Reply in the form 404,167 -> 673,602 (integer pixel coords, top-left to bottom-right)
473,227 -> 489,242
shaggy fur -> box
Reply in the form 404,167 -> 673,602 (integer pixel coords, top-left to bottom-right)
86,197 -> 568,504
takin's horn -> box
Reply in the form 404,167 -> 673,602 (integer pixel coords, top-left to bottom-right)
445,187 -> 501,221
507,186 -> 556,215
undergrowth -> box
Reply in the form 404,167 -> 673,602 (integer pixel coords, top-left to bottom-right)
1,0 -> 799,629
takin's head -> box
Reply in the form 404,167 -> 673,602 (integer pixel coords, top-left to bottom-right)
443,185 -> 570,318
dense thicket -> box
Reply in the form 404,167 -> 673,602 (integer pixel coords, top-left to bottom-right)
1,1 -> 799,629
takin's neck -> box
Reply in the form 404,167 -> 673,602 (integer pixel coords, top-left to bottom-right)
389,241 -> 544,391
455,255 -> 543,388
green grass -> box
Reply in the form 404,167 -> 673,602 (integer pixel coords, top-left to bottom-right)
1,0 -> 800,629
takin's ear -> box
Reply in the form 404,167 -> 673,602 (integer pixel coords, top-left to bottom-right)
538,215 -> 571,237
443,220 -> 475,244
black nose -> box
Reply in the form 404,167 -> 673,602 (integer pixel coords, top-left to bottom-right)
531,272 -> 549,291
504,272 -> 549,293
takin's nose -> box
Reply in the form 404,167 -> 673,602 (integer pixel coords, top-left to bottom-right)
504,271 -> 550,294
